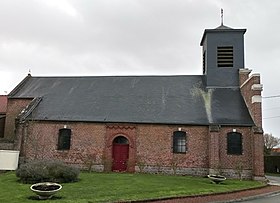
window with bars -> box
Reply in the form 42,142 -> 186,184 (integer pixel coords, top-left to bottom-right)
227,132 -> 242,155
58,128 -> 71,150
217,46 -> 233,67
173,131 -> 187,153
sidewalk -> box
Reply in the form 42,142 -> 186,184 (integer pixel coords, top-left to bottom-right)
266,175 -> 280,186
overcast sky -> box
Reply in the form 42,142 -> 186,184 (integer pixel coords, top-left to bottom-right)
0,0 -> 280,137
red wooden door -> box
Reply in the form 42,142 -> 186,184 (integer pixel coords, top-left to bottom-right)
112,144 -> 129,172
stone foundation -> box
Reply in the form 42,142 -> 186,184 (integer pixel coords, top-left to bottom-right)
209,168 -> 252,180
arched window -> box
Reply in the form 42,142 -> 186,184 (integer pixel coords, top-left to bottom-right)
173,131 -> 187,153
58,128 -> 71,150
113,136 -> 129,144
227,132 -> 242,155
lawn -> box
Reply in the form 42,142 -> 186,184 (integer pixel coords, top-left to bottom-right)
0,172 -> 264,203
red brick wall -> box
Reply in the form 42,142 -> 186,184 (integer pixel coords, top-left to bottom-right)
208,126 -> 255,178
239,69 -> 251,87
136,125 -> 209,169
218,127 -> 253,170
19,121 -> 256,178
22,121 -> 105,167
253,131 -> 265,178
4,98 -> 32,140
208,126 -> 220,171
21,122 -> 210,173
240,73 -> 262,128
240,71 -> 264,179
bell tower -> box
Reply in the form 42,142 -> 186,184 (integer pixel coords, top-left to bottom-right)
200,20 -> 246,87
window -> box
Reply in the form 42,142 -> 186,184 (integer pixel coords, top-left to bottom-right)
58,128 -> 71,150
173,131 -> 187,153
227,132 -> 242,155
217,46 -> 233,67
113,136 -> 128,144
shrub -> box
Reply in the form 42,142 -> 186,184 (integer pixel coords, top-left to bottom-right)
16,160 -> 80,183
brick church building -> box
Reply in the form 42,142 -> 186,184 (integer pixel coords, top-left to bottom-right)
1,23 -> 264,179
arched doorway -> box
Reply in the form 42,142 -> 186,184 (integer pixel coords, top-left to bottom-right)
112,136 -> 129,172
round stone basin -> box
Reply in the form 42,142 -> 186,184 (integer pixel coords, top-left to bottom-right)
30,182 -> 62,199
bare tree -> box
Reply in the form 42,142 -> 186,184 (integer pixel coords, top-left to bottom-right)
263,133 -> 280,155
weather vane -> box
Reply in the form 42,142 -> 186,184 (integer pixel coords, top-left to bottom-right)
221,8 -> 224,25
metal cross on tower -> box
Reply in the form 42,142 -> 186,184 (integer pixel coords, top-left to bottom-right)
221,8 -> 224,25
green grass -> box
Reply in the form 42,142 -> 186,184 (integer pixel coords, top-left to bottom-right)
0,172 -> 264,203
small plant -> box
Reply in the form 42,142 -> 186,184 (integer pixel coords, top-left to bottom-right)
236,162 -> 243,181
16,160 -> 80,183
83,153 -> 98,172
136,155 -> 146,173
126,159 -> 134,172
170,156 -> 182,175
215,163 -> 223,176
155,161 -> 163,174
101,155 -> 112,172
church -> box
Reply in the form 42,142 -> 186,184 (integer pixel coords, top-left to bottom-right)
1,22 -> 264,179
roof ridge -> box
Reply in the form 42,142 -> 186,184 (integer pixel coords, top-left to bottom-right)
22,75 -> 203,79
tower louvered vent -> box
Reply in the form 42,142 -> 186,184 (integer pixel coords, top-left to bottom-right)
217,46 -> 233,67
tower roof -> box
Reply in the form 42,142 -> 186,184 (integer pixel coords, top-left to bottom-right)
200,25 -> 246,46
214,24 -> 233,30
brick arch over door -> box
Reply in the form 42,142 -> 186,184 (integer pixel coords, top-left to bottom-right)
105,125 -> 136,172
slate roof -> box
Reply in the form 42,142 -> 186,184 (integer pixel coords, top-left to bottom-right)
9,75 -> 254,126
215,24 -> 233,30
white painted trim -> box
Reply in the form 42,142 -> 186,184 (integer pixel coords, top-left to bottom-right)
251,73 -> 260,77
239,68 -> 252,74
251,84 -> 263,91
252,95 -> 262,103
240,73 -> 261,89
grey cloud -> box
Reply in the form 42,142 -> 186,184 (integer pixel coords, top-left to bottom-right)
0,0 -> 280,137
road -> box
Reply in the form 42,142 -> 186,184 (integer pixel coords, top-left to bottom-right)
237,175 -> 280,203
238,193 -> 280,202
